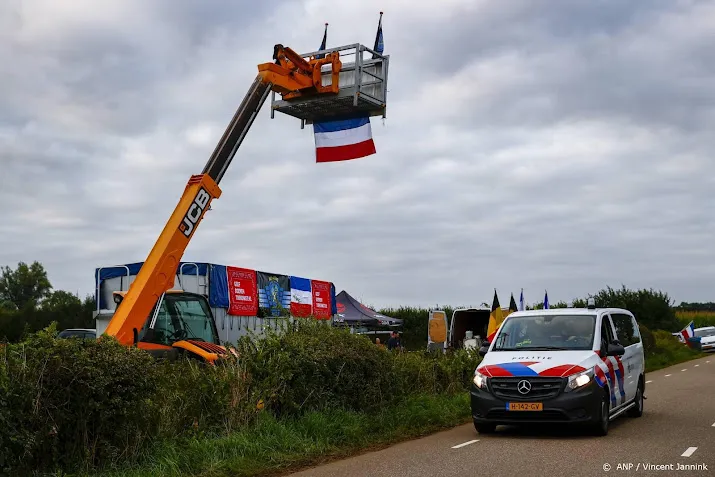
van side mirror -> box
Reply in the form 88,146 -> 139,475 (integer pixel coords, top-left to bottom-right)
479,341 -> 490,356
606,342 -> 625,357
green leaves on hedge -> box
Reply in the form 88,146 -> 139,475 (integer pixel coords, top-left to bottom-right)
0,321 -> 481,474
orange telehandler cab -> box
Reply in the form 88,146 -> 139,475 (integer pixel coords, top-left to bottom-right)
102,45 -> 345,363
111,289 -> 227,362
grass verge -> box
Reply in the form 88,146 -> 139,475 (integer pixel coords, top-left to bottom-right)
644,329 -> 705,373
87,393 -> 471,477
645,349 -> 707,373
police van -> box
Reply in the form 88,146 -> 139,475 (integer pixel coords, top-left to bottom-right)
471,299 -> 645,436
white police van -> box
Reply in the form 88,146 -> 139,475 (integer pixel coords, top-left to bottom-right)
471,300 -> 645,436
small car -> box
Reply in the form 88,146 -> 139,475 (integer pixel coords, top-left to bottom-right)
57,328 -> 97,340
471,300 -> 645,436
694,326 -> 715,352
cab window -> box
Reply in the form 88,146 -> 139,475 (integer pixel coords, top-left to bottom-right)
610,313 -> 637,347
171,297 -> 218,342
141,299 -> 174,345
140,294 -> 218,345
631,316 -> 641,342
600,315 -> 615,349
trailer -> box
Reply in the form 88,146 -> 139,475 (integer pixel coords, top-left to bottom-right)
94,261 -> 337,346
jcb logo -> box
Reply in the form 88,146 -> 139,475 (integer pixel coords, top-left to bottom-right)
179,187 -> 211,238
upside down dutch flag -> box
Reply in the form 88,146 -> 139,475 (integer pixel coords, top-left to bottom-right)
313,115 -> 376,163
290,276 -> 313,317
679,320 -> 696,346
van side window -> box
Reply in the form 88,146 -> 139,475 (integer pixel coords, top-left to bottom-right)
630,315 -> 641,343
611,313 -> 636,346
600,315 -> 615,349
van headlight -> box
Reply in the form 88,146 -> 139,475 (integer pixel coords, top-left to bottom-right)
565,368 -> 594,392
473,369 -> 488,389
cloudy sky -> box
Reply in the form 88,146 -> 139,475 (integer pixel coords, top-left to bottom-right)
1,0 -> 714,309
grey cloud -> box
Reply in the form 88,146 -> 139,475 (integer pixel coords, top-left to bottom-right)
389,1 -> 715,135
1,0 -> 714,311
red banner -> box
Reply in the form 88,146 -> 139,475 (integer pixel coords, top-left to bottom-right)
311,280 -> 332,320
227,266 -> 258,316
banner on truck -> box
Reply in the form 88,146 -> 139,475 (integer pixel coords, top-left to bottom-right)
290,276 -> 313,317
226,266 -> 258,316
257,271 -> 291,317
311,280 -> 333,320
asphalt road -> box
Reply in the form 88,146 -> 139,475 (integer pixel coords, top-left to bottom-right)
290,355 -> 715,477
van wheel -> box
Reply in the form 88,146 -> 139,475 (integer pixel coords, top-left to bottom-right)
474,420 -> 496,434
628,380 -> 644,418
592,390 -> 610,436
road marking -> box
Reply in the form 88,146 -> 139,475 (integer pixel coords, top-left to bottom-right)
665,374 -> 672,377
451,439 -> 479,449
681,369 -> 687,372
681,447 -> 697,457
695,364 -> 699,367
711,422 -> 715,427
646,380 -> 653,384
707,361 -> 711,363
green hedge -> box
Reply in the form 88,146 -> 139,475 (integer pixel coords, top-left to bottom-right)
0,322 -> 481,475
0,325 -> 160,473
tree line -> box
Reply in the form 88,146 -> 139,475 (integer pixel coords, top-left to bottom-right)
1,261 -> 711,345
675,302 -> 715,312
381,286 -> 700,350
0,261 -> 96,342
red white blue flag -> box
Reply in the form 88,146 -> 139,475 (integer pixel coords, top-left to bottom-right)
290,276 -> 313,317
679,320 -> 695,344
313,115 -> 376,163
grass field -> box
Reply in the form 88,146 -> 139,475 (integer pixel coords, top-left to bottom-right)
676,310 -> 715,328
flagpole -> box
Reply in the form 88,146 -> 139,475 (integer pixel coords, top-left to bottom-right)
316,22 -> 328,59
372,12 -> 384,58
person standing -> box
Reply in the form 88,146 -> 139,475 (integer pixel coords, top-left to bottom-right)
387,331 -> 402,351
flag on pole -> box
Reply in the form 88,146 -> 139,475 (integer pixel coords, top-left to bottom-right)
316,23 -> 328,59
519,288 -> 525,311
486,290 -> 505,342
509,293 -> 518,314
372,12 -> 384,58
544,290 -> 549,309
313,114 -> 376,162
678,320 -> 696,347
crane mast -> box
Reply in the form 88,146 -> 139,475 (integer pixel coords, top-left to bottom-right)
104,45 -> 342,346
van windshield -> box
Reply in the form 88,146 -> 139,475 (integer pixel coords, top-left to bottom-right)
492,314 -> 596,351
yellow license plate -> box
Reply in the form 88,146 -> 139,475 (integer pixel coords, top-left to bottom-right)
507,402 -> 543,411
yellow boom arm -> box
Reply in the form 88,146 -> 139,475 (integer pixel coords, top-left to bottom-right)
104,45 -> 341,345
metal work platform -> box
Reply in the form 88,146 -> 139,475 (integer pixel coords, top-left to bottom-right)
270,43 -> 389,126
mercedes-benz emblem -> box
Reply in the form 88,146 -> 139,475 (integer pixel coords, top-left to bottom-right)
517,380 -> 532,395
